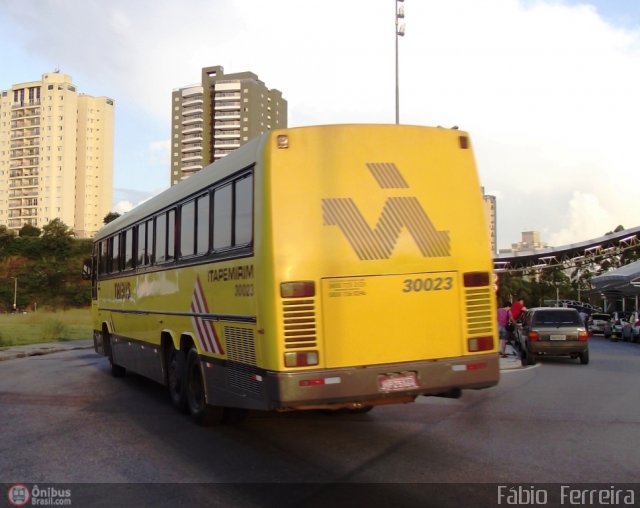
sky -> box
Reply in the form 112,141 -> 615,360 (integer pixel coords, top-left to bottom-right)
1,0 -> 640,251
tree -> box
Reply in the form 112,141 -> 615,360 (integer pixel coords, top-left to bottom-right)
104,212 -> 121,224
41,219 -> 74,260
19,224 -> 41,237
41,218 -> 75,238
0,225 -> 16,250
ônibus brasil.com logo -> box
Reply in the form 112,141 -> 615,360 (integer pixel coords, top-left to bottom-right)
7,484 -> 30,507
7,484 -> 72,506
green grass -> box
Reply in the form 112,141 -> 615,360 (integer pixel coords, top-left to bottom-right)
0,308 -> 92,347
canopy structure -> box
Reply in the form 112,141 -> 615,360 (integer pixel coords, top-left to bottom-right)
591,261 -> 640,312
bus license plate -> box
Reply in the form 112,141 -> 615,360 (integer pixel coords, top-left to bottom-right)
550,335 -> 566,341
378,372 -> 419,392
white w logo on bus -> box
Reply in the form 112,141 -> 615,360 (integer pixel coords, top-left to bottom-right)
191,276 -> 224,354
322,163 -> 450,260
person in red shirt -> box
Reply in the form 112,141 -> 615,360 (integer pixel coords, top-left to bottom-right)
510,298 -> 526,322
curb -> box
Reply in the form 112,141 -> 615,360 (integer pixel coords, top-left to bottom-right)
0,339 -> 94,362
499,356 -> 522,370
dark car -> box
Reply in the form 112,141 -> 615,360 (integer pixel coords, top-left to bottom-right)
521,307 -> 589,365
587,312 -> 611,338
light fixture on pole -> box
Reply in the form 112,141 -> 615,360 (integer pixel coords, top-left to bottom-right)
10,277 -> 17,311
395,0 -> 406,125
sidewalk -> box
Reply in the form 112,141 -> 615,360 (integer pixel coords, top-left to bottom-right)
498,343 -> 523,370
0,338 -> 94,362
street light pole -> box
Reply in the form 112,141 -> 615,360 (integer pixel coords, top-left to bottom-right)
10,277 -> 17,311
395,0 -> 405,125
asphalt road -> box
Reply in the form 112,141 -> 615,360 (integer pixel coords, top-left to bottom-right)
1,336 -> 639,507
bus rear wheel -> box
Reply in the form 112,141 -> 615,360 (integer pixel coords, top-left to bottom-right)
167,346 -> 188,413
186,347 -> 224,425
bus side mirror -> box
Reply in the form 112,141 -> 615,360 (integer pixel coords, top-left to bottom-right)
82,258 -> 92,280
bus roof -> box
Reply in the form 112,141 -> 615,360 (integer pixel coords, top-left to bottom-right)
95,123 -> 467,241
95,132 -> 268,241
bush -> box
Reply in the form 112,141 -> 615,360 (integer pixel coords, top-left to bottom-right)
42,319 -> 69,341
0,329 -> 14,347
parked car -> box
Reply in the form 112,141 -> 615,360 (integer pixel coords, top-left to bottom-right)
521,307 -> 590,365
611,312 -> 631,341
629,312 -> 640,342
587,312 -> 612,338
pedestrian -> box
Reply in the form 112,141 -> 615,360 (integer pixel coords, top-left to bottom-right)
579,310 -> 589,331
497,302 -> 511,358
510,297 -> 527,323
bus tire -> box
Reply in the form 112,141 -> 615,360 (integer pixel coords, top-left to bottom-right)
167,346 -> 188,414
105,331 -> 126,378
110,358 -> 126,378
185,347 -> 224,425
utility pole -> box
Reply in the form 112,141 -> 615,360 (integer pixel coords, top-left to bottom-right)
395,0 -> 405,124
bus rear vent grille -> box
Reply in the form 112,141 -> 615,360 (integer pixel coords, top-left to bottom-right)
282,299 -> 318,349
225,326 -> 256,365
224,326 -> 261,397
465,287 -> 493,335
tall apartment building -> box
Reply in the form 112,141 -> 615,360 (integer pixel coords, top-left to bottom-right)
0,72 -> 114,238
171,65 -> 287,185
511,231 -> 548,252
482,188 -> 497,254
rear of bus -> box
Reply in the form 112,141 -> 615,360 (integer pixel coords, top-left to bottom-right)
257,124 -> 499,411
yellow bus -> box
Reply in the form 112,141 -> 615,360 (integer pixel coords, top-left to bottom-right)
90,124 -> 499,424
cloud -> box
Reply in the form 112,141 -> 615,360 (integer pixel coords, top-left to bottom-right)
112,189 -> 156,213
547,191 -> 616,246
112,200 -> 135,214
3,0 -> 640,249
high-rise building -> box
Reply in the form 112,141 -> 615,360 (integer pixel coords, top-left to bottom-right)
511,231 -> 548,252
0,71 -> 114,238
482,188 -> 497,254
171,65 -> 287,185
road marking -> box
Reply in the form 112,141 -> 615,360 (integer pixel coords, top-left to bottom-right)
501,363 -> 541,373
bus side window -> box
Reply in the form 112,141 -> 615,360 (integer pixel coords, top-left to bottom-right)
145,219 -> 153,265
109,234 -> 120,273
196,193 -> 210,255
155,214 -> 166,264
213,184 -> 232,251
180,200 -> 195,258
124,228 -> 134,270
167,209 -> 176,261
98,239 -> 108,275
136,222 -> 146,266
235,174 -> 253,246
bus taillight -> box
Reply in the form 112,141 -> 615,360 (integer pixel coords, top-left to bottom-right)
281,281 -> 315,298
463,272 -> 490,287
285,351 -> 319,367
468,336 -> 494,352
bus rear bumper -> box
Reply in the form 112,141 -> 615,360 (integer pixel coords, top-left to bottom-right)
264,354 -> 499,411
